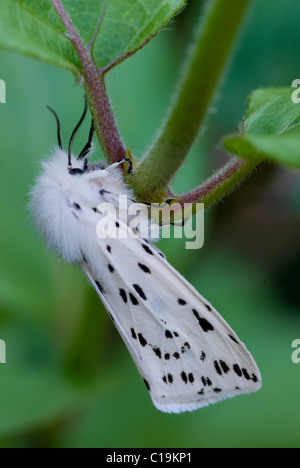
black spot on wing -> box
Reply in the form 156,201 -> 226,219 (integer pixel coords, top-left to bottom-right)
200,352 -> 206,361
144,379 -> 151,392
173,352 -> 180,359
165,330 -> 173,339
178,298 -> 186,306
181,372 -> 188,384
181,342 -> 191,354
167,374 -> 173,384
133,284 -> 147,301
220,360 -> 230,374
138,263 -> 151,274
213,388 -> 222,394
152,346 -> 162,359
242,368 -> 251,381
188,373 -> 194,383
142,243 -> 154,255
116,222 -> 120,228
95,281 -> 104,294
138,333 -> 147,347
214,359 -> 230,376
198,389 -> 205,396
73,203 -> 81,210
205,304 -> 212,312
233,364 -> 243,377
214,361 -> 223,376
108,264 -> 114,273
229,334 -> 239,345
131,328 -> 137,339
106,245 -> 112,254
119,289 -> 127,303
193,309 -> 214,332
129,293 -> 139,306
202,377 -> 212,387
164,353 -> 170,360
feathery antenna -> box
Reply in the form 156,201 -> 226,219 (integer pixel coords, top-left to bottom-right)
78,120 -> 95,160
68,97 -> 88,169
46,105 -> 63,149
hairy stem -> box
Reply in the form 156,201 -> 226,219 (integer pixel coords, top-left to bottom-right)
132,0 -> 251,202
51,0 -> 126,163
179,157 -> 262,209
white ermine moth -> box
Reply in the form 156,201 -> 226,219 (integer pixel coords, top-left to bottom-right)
31,103 -> 261,413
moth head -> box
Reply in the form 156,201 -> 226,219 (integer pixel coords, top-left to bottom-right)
47,98 -> 132,181
47,96 -> 95,176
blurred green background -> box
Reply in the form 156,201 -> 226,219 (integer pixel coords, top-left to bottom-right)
0,0 -> 300,448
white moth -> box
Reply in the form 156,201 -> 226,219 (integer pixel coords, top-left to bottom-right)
31,104 -> 262,413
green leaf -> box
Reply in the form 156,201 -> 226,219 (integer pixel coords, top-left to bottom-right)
243,87 -> 300,135
0,0 -> 81,73
224,124 -> 300,169
0,0 -> 186,72
64,0 -> 187,69
223,87 -> 300,169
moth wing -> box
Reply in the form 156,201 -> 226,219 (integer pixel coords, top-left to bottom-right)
81,226 -> 261,414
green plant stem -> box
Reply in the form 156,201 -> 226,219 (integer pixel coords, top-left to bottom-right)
180,157 -> 262,209
132,0 -> 251,202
